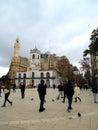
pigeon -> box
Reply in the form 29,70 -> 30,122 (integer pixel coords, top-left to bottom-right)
77,112 -> 81,117
31,98 -> 33,101
68,116 -> 73,119
52,99 -> 55,102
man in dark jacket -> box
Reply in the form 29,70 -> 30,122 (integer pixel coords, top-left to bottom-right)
65,80 -> 74,112
20,82 -> 26,99
92,83 -> 98,103
37,80 -> 47,112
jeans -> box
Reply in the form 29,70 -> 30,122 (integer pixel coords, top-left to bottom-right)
93,93 -> 97,102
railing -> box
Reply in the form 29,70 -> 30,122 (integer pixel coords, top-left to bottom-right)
15,77 -> 55,80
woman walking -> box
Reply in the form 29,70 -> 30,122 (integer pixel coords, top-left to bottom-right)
74,83 -> 81,102
1,81 -> 13,107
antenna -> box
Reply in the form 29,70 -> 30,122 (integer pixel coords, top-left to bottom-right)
49,40 -> 51,54
48,40 -> 52,70
34,42 -> 36,49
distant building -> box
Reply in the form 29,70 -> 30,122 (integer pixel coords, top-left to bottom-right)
91,55 -> 98,86
8,38 -> 73,87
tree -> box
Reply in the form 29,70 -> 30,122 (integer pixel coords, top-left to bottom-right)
56,57 -> 73,81
79,57 -> 91,72
79,57 -> 91,85
83,28 -> 98,86
0,74 -> 9,83
73,66 -> 79,72
83,28 -> 98,56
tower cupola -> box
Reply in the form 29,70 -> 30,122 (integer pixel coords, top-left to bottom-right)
29,47 -> 41,70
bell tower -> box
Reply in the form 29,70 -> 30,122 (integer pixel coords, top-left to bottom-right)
30,47 -> 41,70
8,38 -> 20,84
14,37 -> 20,57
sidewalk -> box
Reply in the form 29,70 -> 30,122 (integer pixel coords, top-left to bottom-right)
0,88 -> 98,130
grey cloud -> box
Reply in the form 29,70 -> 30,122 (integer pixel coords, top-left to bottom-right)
0,0 -> 98,76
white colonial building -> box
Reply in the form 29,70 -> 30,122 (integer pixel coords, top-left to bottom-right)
15,47 -> 60,87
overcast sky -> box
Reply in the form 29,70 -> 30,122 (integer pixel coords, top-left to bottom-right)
0,0 -> 98,78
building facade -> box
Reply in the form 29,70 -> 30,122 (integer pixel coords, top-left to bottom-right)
9,38 -> 73,87
91,55 -> 98,86
95,56 -> 98,85
15,47 -> 60,87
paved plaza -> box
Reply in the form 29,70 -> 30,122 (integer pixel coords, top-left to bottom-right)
0,88 -> 98,130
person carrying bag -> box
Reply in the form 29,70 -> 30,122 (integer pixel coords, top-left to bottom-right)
1,81 -> 13,107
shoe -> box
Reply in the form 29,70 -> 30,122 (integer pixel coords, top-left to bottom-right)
67,109 -> 70,112
39,109 -> 44,112
68,107 -> 72,110
10,102 -> 13,106
42,107 -> 45,111
1,105 -> 6,107
39,107 -> 45,112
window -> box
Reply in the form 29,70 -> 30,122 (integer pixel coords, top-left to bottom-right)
40,72 -> 44,78
38,55 -> 39,59
23,73 -> 26,79
19,73 -> 21,78
32,54 -> 35,59
32,72 -> 35,78
46,72 -> 50,78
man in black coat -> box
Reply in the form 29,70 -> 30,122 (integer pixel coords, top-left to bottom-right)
20,82 -> 26,99
65,80 -> 74,112
37,80 -> 47,112
92,83 -> 98,103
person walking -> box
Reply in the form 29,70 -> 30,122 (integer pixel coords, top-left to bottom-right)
52,84 -> 56,102
56,82 -> 63,100
12,83 -> 16,92
0,83 -> 2,97
65,79 -> 74,112
74,83 -> 81,102
92,83 -> 98,103
62,82 -> 67,103
20,81 -> 26,99
37,80 -> 47,112
1,81 -> 13,107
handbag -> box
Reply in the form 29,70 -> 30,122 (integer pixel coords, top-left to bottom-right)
4,89 -> 9,94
